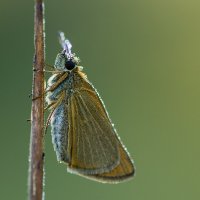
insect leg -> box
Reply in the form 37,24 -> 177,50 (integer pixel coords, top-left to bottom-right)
44,91 -> 65,135
45,63 -> 55,70
32,72 -> 67,101
46,72 -> 68,92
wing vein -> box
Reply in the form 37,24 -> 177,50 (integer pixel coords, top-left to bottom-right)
77,92 -> 116,152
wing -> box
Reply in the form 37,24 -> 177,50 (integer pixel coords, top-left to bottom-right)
67,86 -> 120,175
85,141 -> 135,183
66,69 -> 135,181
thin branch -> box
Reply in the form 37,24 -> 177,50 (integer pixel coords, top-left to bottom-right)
28,0 -> 45,200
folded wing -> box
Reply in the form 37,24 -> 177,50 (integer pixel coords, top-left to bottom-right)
67,87 -> 120,175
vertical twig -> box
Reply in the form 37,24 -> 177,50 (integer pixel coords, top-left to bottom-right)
28,0 -> 45,200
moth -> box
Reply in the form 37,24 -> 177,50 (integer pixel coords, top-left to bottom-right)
45,32 -> 135,183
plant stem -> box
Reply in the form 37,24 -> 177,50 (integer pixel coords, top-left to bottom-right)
28,0 -> 45,199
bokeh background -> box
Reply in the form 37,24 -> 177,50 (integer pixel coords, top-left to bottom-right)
0,0 -> 200,199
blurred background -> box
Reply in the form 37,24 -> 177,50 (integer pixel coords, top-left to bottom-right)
0,0 -> 200,199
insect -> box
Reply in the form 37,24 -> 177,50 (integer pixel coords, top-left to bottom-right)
45,32 -> 135,183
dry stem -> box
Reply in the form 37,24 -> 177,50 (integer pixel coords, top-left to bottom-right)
28,0 -> 45,199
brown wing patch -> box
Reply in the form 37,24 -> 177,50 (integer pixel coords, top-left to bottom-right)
87,141 -> 135,182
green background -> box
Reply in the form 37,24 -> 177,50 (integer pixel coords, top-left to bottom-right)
0,0 -> 199,199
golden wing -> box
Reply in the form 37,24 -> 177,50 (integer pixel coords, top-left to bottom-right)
66,71 -> 135,182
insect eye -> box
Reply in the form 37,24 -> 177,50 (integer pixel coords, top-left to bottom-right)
65,60 -> 76,70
